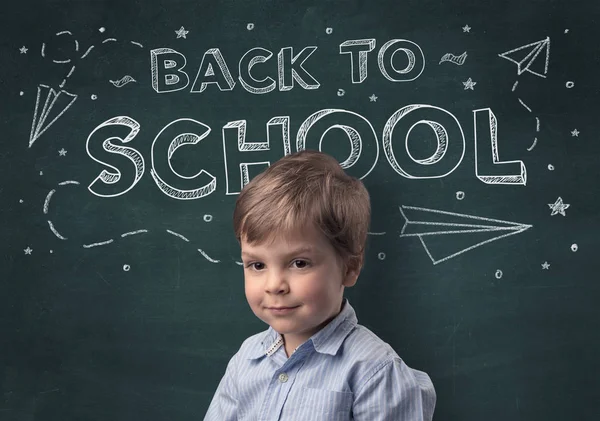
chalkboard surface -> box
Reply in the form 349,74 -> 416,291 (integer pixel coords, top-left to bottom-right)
1,0 -> 599,420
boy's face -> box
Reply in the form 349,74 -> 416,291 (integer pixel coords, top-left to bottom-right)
241,224 -> 359,353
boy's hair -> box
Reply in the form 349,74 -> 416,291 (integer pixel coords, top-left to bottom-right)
233,149 -> 371,271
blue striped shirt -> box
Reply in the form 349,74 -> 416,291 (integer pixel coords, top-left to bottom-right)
204,298 -> 436,420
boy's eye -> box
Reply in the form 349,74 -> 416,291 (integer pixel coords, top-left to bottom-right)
293,260 -> 308,269
246,262 -> 265,270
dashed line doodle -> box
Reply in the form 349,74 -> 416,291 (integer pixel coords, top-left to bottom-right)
498,37 -> 550,150
43,180 -> 221,262
527,138 -> 538,151
399,205 -> 532,265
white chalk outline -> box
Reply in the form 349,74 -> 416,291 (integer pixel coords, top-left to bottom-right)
83,239 -> 114,248
29,85 -> 78,148
198,249 -> 220,263
498,37 -> 550,78
399,205 -> 532,264
121,229 -> 148,237
47,220 -> 67,240
439,51 -> 467,66
473,108 -> 527,185
166,229 -> 190,242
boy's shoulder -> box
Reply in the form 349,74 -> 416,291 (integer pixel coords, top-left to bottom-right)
340,321 -> 401,364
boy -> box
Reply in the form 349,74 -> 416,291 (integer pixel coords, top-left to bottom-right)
204,150 -> 436,420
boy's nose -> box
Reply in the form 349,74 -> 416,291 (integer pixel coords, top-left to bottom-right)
264,270 -> 289,293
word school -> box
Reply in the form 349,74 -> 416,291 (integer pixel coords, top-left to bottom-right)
86,107 -> 527,200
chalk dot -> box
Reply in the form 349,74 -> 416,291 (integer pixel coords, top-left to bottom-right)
39,171 -> 43,176
99,27 -> 106,33
91,94 -> 98,100
325,27 -> 333,34
456,191 -> 465,200
548,164 -> 555,171
50,250 -> 53,254
20,91 -> 24,96
247,23 -> 254,31
337,88 -> 345,97
377,252 -> 386,260
123,264 -> 131,271
566,81 -> 575,89
564,29 -> 569,34
19,199 -> 23,203
495,269 -> 503,279
203,214 -> 213,222
571,243 -> 578,252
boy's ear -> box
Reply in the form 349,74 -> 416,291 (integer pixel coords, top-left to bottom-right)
342,256 -> 362,287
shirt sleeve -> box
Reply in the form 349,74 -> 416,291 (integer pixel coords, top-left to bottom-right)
352,357 -> 436,421
203,353 -> 239,421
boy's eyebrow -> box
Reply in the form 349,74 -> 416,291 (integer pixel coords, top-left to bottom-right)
241,246 -> 317,259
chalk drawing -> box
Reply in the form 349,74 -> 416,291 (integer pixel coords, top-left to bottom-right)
24,247 -> 33,255
518,98 -> 532,113
548,164 -> 555,171
198,249 -> 220,263
109,75 -> 136,88
166,229 -> 190,242
339,39 -> 375,84
175,26 -> 189,39
439,51 -> 467,65
548,197 -> 570,216
571,244 -> 578,252
511,81 -> 519,92
462,25 -> 471,33
47,220 -> 67,240
495,270 -> 503,279
566,81 -> 574,88
326,28 -> 333,34
369,94 -> 377,102
456,191 -> 465,200
463,78 -> 476,90
203,215 -> 213,222
542,261 -> 550,269
571,129 -> 579,137
368,231 -> 386,236
247,23 -> 255,31
121,229 -> 148,237
527,138 -> 537,151
29,85 -> 77,148
378,252 -> 386,260
19,46 -> 28,54
399,205 -> 532,265
337,88 -> 345,96
83,239 -> 114,248
123,264 -> 131,271
91,94 -> 98,100
498,37 -> 550,78
58,148 -> 67,156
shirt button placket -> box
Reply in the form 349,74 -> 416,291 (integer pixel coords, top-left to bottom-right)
278,372 -> 289,383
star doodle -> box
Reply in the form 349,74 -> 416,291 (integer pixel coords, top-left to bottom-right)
463,77 -> 476,90
175,26 -> 189,39
24,247 -> 33,255
571,129 -> 579,137
541,261 -> 550,270
58,148 -> 67,156
548,197 -> 570,216
462,25 -> 471,33
369,94 -> 378,102
19,46 -> 28,54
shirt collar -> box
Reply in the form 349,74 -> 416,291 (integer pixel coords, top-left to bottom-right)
247,298 -> 358,360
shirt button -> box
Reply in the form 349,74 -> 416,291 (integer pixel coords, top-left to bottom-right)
278,373 -> 289,383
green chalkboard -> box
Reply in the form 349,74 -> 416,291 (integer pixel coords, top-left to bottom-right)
1,0 -> 599,420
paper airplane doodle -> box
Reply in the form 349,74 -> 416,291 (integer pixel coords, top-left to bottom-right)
399,205 -> 532,265
498,37 -> 550,78
29,84 -> 77,148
